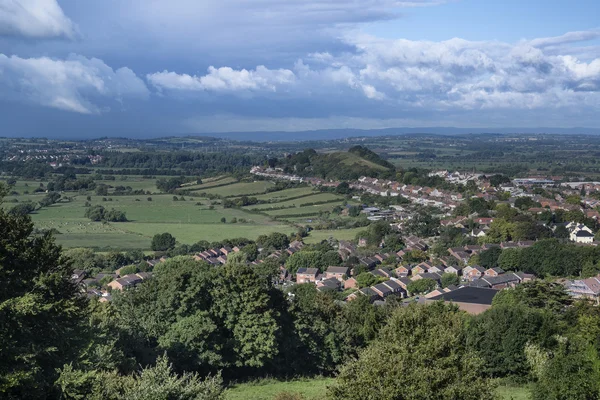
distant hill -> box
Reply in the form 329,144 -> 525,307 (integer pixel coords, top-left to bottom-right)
198,126 -> 600,142
278,146 -> 395,180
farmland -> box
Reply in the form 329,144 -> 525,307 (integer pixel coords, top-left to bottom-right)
4,176 -> 362,251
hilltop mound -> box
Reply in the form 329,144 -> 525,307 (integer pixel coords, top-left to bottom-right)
279,146 -> 395,180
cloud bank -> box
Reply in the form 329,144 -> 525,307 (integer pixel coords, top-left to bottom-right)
0,0 -> 76,39
147,30 -> 600,114
0,54 -> 149,113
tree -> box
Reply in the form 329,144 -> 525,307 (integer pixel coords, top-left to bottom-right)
492,281 -> 572,314
478,247 -> 502,268
0,199 -> 87,398
467,304 -> 558,378
257,232 -> 290,250
406,278 -> 437,295
489,174 -> 511,187
285,251 -> 324,275
39,191 -> 61,208
56,355 -> 224,400
328,303 -> 495,400
220,217 -> 226,224
151,232 -> 177,252
527,338 -> 600,400
355,272 -> 380,288
241,243 -> 259,262
8,201 -> 36,216
336,181 -> 350,194
441,273 -> 459,288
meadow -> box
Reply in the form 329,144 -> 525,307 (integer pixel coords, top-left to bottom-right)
225,378 -> 333,400
195,181 -> 276,197
223,378 -> 531,400
4,176 -> 363,251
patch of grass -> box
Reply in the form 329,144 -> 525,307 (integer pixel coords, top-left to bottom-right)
249,193 -> 344,210
185,177 -> 238,191
240,187 -> 316,202
53,233 -> 150,251
304,228 -> 365,243
225,377 -> 333,400
495,383 -> 532,400
264,203 -> 341,217
200,181 -> 275,197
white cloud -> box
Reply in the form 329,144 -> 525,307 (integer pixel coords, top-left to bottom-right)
0,53 -> 149,113
529,29 -> 600,48
147,66 -> 296,93
148,29 -> 600,111
0,0 -> 76,39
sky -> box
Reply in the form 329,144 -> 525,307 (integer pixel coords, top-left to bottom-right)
0,0 -> 599,138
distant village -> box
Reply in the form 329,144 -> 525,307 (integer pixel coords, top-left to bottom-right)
73,166 -> 600,313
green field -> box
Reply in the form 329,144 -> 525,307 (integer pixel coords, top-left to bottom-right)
242,187 -> 316,202
225,378 -> 333,400
495,383 -> 532,400
250,193 -> 344,211
199,181 -> 276,197
3,176 -> 365,251
264,203 -> 342,217
224,378 -> 530,400
305,228 -> 365,243
25,194 -> 293,249
184,176 -> 238,191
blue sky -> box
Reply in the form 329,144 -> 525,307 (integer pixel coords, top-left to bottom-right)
0,0 -> 599,137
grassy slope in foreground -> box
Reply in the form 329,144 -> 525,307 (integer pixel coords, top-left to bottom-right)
225,378 -> 333,400
225,378 -> 531,400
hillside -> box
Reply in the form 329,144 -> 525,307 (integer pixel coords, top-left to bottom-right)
279,146 -> 395,180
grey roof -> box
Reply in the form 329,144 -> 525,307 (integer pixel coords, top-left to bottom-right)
428,286 -> 499,305
326,266 -> 350,274
576,230 -> 594,237
382,280 -> 402,291
372,283 -> 393,295
297,267 -> 319,275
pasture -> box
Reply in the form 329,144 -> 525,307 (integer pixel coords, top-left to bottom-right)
197,181 -> 276,197
3,176 -> 366,251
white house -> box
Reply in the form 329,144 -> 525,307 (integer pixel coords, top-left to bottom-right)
568,222 -> 595,244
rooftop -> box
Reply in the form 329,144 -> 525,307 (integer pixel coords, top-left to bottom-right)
428,286 -> 499,305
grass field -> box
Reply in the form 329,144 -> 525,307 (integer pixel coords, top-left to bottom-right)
185,177 -> 238,191
225,378 -> 333,400
4,176 -> 365,251
305,228 -> 365,243
495,383 -> 532,400
224,378 -> 530,400
241,187 -> 316,202
199,181 -> 276,197
26,194 -> 291,250
264,203 -> 342,217
249,193 -> 344,211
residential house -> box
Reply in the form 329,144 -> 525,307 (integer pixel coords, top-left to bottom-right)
344,277 -> 358,290
568,222 -> 595,244
565,276 -> 600,303
107,273 -> 145,291
371,268 -> 393,278
463,266 -> 486,281
395,265 -> 410,277
484,267 -> 505,277
296,268 -> 319,283
71,269 -> 87,284
412,272 -> 442,284
444,265 -> 462,275
317,278 -> 341,292
325,266 -> 350,281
